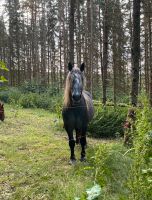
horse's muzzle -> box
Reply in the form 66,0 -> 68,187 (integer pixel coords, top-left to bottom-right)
72,94 -> 81,102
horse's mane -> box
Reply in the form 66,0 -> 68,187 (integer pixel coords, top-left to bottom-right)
64,71 -> 72,107
82,91 -> 93,112
64,67 -> 90,109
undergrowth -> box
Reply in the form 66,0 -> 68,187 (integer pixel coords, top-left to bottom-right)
128,97 -> 152,200
0,86 -> 62,115
88,106 -> 127,138
1,96 -> 151,199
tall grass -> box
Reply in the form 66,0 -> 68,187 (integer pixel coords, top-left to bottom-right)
128,97 -> 152,200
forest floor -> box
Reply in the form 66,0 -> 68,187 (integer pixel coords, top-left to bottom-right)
0,105 -> 125,200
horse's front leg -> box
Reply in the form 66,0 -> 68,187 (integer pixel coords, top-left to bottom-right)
80,130 -> 87,162
67,130 -> 76,164
76,129 -> 80,144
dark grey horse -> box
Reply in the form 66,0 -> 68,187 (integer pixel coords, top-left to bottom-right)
62,63 -> 94,164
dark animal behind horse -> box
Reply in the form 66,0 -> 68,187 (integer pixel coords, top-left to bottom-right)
0,102 -> 5,121
62,63 -> 94,164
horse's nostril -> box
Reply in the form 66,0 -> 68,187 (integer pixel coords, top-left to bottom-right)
73,95 -> 81,101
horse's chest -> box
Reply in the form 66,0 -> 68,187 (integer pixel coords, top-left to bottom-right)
74,110 -> 87,128
63,107 -> 88,127
74,111 -> 85,123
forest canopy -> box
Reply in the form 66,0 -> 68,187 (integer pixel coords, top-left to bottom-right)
0,0 -> 152,105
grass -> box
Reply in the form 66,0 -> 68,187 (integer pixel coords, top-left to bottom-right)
0,105 -> 129,200
0,105 -> 96,199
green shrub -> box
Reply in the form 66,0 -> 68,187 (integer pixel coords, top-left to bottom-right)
8,88 -> 22,104
18,93 -> 37,108
88,106 -> 127,138
19,81 -> 61,95
19,81 -> 47,94
0,88 -> 22,104
18,92 -> 63,112
85,143 -> 132,199
75,184 -> 102,200
0,87 -> 63,114
0,90 -> 10,103
0,60 -> 9,90
128,97 -> 152,200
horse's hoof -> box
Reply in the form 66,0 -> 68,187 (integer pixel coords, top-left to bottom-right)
80,157 -> 86,162
69,159 -> 76,165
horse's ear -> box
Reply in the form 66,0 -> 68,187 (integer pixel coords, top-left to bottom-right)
68,62 -> 73,71
80,63 -> 85,72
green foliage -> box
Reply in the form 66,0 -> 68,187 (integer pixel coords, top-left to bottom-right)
92,85 -> 130,104
19,93 -> 37,108
128,97 -> 152,200
0,75 -> 7,82
19,80 -> 47,93
91,143 -> 132,199
0,90 -> 10,102
88,106 -> 127,138
0,86 -> 63,114
86,184 -> 102,200
0,61 -> 9,90
75,184 -> 102,200
0,61 -> 9,72
8,88 -> 22,104
19,81 -> 60,95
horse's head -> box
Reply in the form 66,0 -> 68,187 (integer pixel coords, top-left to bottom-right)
68,63 -> 85,103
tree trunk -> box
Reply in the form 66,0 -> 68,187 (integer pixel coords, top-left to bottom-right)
102,0 -> 109,105
131,0 -> 141,106
148,14 -> 152,106
69,0 -> 75,65
76,0 -> 81,67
